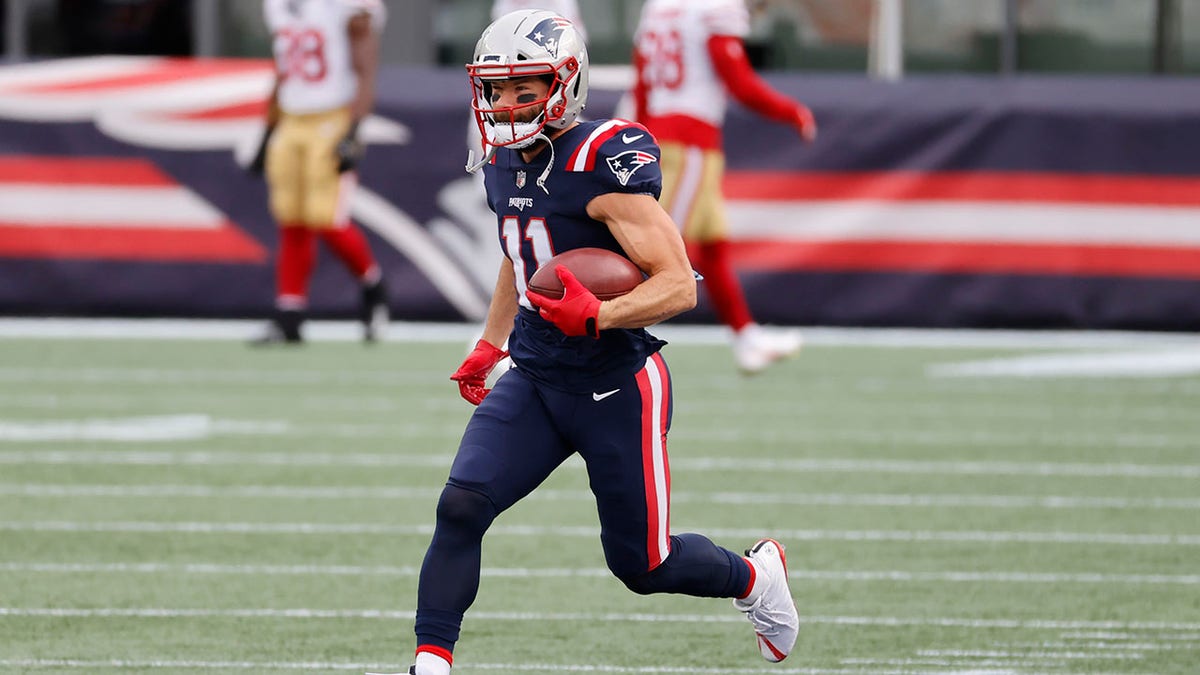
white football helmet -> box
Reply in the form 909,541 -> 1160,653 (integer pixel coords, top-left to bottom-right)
467,9 -> 589,154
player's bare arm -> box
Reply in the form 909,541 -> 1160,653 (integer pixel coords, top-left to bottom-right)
247,77 -> 282,175
347,12 -> 380,123
482,257 -> 520,347
265,77 -> 282,127
588,192 -> 696,329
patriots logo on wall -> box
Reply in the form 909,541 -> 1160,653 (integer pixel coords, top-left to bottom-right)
606,150 -> 657,187
524,17 -> 573,57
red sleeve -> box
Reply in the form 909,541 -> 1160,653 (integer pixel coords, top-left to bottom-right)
707,34 -> 801,125
631,45 -> 649,123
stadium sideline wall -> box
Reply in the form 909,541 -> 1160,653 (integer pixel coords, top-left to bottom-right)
1,58 -> 1199,330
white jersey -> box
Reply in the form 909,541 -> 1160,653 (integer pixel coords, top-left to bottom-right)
264,0 -> 386,114
634,0 -> 749,126
491,0 -> 586,39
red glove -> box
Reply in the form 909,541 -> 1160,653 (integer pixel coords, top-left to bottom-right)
525,266 -> 602,338
450,339 -> 508,405
794,105 -> 817,143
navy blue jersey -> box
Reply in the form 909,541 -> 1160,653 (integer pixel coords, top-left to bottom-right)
483,119 -> 667,392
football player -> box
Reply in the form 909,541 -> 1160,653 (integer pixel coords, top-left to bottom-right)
370,10 -> 800,675
632,0 -> 817,373
249,0 -> 389,344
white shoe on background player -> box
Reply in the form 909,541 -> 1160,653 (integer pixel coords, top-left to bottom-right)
733,324 -> 802,374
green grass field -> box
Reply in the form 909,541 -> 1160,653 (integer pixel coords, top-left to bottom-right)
1,324 -> 1198,674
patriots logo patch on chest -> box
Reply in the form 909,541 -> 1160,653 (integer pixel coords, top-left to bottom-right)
606,150 -> 657,187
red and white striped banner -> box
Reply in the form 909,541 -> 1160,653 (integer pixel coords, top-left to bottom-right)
0,157 -> 266,262
725,171 -> 1200,279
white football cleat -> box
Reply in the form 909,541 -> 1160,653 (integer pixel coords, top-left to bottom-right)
734,538 -> 800,662
733,324 -> 802,374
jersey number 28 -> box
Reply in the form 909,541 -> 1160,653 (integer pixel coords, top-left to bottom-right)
276,28 -> 328,82
638,30 -> 684,90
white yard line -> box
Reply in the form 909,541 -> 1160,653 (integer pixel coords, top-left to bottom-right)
2,561 -> 1196,585
843,658 -> 1060,669
1060,631 -> 1200,641
917,648 -> 1140,660
1,520 -> 1197,546
2,318 -> 1200,350
2,450 -> 1198,479
0,366 -> 447,386
3,417 -> 1196,448
4,391 -> 1199,427
1010,640 -> 1180,652
667,427 -> 1200,450
6,415 -> 1199,449
4,483 -> 1199,510
1,607 -> 1198,632
0,658 -> 984,675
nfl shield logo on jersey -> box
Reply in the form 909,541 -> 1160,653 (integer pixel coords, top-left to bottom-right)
606,150 -> 657,187
516,170 -> 526,188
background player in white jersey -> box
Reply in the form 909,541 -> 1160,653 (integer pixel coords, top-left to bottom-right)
249,0 -> 389,344
632,0 -> 817,373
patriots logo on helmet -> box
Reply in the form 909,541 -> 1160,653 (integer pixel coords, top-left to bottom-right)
524,17 -> 573,57
606,150 -> 657,187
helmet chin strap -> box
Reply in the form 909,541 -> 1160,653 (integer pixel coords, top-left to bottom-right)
465,145 -> 497,174
466,128 -> 557,197
466,115 -> 541,173
532,133 -> 555,195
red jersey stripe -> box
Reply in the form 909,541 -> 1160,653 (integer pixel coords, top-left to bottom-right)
566,120 -> 629,172
635,354 -> 672,570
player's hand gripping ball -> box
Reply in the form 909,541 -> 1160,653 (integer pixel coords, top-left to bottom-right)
528,248 -> 643,300
526,248 -> 643,339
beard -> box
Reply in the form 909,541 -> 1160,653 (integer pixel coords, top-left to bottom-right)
490,100 -> 543,125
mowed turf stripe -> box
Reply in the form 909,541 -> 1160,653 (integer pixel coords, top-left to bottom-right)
0,657 -> 1055,674
7,391 -> 1200,430
7,418 -> 1194,449
2,450 -> 1198,478
3,317 -> 1197,348
2,607 -> 1199,632
4,561 -> 1198,585
4,483 -> 1199,510
3,521 -> 1198,546
6,390 -> 1200,428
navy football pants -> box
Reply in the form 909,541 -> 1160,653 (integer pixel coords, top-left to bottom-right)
414,353 -> 751,653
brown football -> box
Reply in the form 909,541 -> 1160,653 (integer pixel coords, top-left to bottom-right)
528,247 -> 644,301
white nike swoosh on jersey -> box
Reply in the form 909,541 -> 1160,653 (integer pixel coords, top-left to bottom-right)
592,389 -> 620,401
621,133 -> 644,144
